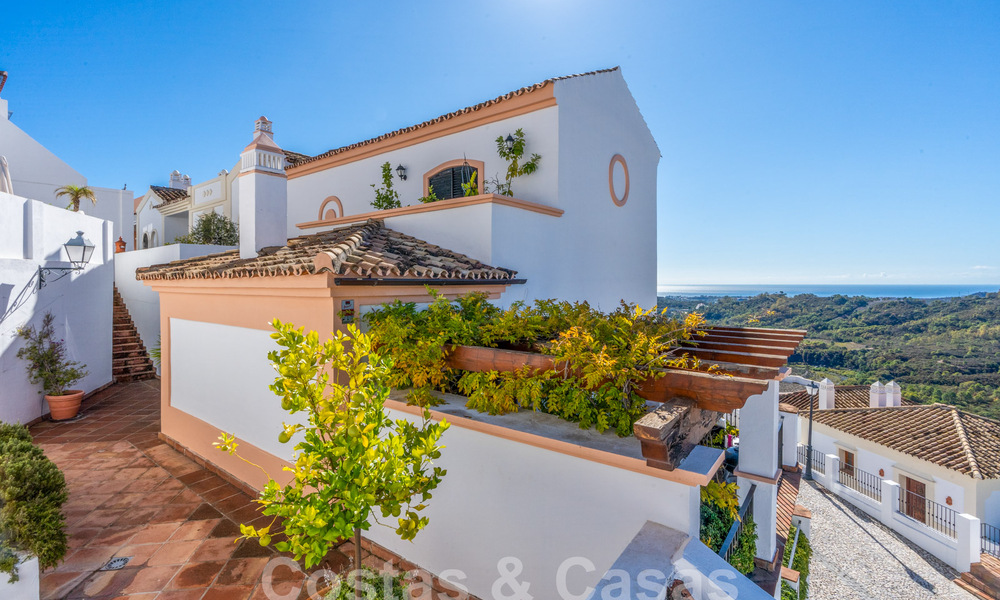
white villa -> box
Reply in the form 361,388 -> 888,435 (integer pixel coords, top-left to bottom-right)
125,69 -> 816,599
132,67 -> 657,310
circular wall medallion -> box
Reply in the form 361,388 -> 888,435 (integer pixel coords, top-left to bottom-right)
879,468 -> 884,477
318,196 -> 344,220
946,496 -> 953,506
609,154 -> 629,207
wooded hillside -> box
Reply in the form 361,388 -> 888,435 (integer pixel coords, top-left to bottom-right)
658,292 -> 1000,419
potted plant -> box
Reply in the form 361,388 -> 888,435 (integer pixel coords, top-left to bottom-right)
0,422 -> 69,594
16,312 -> 88,421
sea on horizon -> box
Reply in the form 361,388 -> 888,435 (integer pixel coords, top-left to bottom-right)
657,284 -> 1000,299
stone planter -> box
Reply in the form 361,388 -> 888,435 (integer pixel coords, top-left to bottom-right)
44,389 -> 83,421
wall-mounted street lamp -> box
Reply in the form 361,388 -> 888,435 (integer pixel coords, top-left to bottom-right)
395,164 -> 407,181
504,134 -> 515,153
39,231 -> 95,289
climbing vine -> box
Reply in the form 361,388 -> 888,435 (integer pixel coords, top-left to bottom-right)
365,290 -> 710,436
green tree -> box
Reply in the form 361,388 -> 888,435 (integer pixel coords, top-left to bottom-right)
172,212 -> 239,245
370,162 -> 401,210
216,320 -> 448,599
54,185 -> 96,212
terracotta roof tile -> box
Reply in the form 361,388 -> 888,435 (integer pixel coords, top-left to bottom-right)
150,185 -> 189,209
135,220 -> 519,283
812,404 -> 1000,479
282,150 -> 312,167
288,68 -> 619,171
780,385 -> 912,411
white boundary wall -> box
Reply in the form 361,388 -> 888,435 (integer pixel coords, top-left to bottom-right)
0,192 -> 113,424
804,452 -> 981,572
170,318 -> 702,599
114,244 -> 234,374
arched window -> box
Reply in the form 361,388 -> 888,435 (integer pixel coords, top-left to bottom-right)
423,159 -> 484,200
142,233 -> 149,249
150,230 -> 158,247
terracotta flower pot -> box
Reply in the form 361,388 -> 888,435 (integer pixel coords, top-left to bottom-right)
44,390 -> 84,421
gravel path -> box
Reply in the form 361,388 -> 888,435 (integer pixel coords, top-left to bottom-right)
797,480 -> 975,600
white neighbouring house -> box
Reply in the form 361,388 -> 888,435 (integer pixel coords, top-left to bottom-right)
0,72 -> 135,250
788,380 -> 1000,572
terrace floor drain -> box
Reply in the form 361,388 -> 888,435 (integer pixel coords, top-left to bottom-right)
101,557 -> 131,571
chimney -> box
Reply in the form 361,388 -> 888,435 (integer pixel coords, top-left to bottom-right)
238,116 -> 287,259
168,170 -> 188,190
818,378 -> 835,410
869,381 -> 886,408
885,381 -> 902,407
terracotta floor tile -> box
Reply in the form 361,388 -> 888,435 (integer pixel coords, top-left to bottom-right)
120,565 -> 180,594
203,584 -> 255,600
170,518 -> 222,542
112,506 -> 162,528
190,503 -> 224,521
143,489 -> 183,506
40,570 -> 91,600
167,560 -> 226,589
114,542 -> 163,567
110,593 -> 157,600
76,566 -> 140,598
199,485 -> 242,505
147,540 -> 202,566
66,527 -> 103,548
96,525 -> 144,547
150,504 -> 199,524
191,537 -> 240,563
131,522 -> 183,545
56,545 -> 120,572
123,478 -> 163,493
215,557 -> 269,587
232,539 -> 275,559
154,478 -> 188,493
155,589 -> 208,599
173,488 -> 206,505
208,519 -> 241,538
100,491 -> 150,509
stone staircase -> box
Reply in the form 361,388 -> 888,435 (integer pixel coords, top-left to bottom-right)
113,287 -> 157,382
958,555 -> 1000,600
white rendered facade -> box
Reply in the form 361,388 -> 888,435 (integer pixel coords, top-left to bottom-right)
0,91 -> 135,250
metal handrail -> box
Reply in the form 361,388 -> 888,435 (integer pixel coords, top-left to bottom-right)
796,444 -> 825,475
719,483 -> 757,563
898,488 -> 957,538
837,464 -> 882,502
983,522 -> 1000,558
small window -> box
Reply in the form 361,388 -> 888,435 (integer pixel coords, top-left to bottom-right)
840,450 -> 856,477
424,159 -> 484,200
142,233 -> 149,249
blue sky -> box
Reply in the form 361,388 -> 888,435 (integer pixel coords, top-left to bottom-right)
1,1 -> 998,287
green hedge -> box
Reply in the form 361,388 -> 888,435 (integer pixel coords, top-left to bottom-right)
700,500 -> 758,575
0,423 -> 68,583
781,524 -> 812,600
